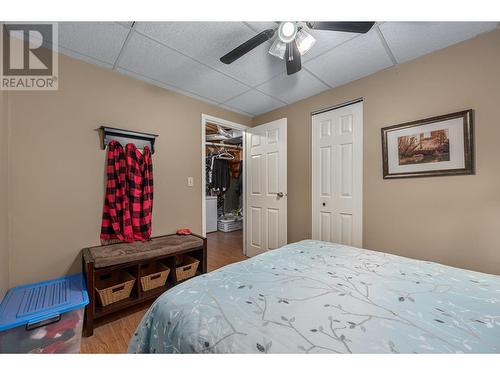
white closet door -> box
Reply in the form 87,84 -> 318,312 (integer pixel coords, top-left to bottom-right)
312,102 -> 363,247
246,118 -> 287,257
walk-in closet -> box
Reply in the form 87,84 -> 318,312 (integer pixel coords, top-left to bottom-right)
205,122 -> 245,264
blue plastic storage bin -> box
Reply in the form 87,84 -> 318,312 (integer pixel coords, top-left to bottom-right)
0,273 -> 89,353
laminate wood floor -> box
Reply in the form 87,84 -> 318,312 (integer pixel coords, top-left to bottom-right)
80,230 -> 246,354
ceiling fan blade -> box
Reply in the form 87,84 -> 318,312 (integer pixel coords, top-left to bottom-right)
306,22 -> 375,34
220,29 -> 275,64
285,40 -> 301,75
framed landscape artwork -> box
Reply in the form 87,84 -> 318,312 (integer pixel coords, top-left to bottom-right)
381,110 -> 474,179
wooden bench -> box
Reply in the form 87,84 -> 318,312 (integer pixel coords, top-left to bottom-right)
82,233 -> 207,337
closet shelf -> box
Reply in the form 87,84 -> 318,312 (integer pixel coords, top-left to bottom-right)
206,141 -> 242,149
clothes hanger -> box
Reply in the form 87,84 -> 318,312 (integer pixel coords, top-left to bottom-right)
217,147 -> 235,160
217,152 -> 235,160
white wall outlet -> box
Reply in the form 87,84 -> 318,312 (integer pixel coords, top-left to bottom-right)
187,177 -> 194,187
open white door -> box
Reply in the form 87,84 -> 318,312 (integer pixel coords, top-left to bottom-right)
246,118 -> 287,257
312,101 -> 363,247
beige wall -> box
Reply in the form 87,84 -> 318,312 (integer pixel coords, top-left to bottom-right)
254,29 -> 500,275
7,53 -> 251,286
0,91 -> 9,298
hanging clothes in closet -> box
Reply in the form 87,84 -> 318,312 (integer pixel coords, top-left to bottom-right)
206,153 -> 216,189
212,158 -> 231,191
223,159 -> 243,213
206,144 -> 242,217
235,160 -> 243,196
206,148 -> 234,193
100,140 -> 154,243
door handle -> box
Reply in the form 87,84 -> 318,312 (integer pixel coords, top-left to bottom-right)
322,202 -> 326,207
277,192 -> 286,198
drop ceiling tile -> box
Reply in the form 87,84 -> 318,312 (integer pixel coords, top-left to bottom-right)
55,22 -> 130,65
301,27 -> 359,62
257,69 -> 329,104
218,104 -> 254,117
304,29 -> 393,88
218,42 -> 286,87
223,90 -> 285,116
244,22 -> 278,33
117,32 -> 249,103
58,46 -> 114,70
217,42 -> 285,87
6,23 -> 116,70
379,22 -> 498,63
134,22 -> 285,86
117,22 -> 134,28
116,67 -> 220,106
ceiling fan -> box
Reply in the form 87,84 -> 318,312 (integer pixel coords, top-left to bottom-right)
220,22 -> 375,75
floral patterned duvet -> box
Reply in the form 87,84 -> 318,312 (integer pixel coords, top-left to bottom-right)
128,240 -> 500,353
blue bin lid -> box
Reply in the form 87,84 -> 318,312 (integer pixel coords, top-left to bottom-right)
0,273 -> 89,332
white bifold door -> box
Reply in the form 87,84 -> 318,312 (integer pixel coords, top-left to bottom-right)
246,118 -> 287,257
312,101 -> 363,247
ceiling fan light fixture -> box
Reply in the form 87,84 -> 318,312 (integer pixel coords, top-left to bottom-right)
296,29 -> 316,55
268,37 -> 286,60
278,21 -> 297,43
220,21 -> 375,76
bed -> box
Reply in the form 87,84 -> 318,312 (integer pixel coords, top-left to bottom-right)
128,240 -> 500,353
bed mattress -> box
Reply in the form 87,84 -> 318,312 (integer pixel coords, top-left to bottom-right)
129,240 -> 500,353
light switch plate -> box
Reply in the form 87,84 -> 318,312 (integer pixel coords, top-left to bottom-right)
187,177 -> 194,187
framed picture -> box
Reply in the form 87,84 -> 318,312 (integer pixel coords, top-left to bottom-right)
381,110 -> 474,179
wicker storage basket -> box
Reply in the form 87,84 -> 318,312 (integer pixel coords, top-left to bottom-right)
95,270 -> 135,307
139,263 -> 170,291
175,255 -> 200,282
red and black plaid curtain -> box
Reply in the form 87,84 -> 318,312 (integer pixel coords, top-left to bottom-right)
100,141 -> 153,243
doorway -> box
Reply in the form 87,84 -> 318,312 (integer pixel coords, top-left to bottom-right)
201,114 -> 248,263
311,101 -> 363,247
